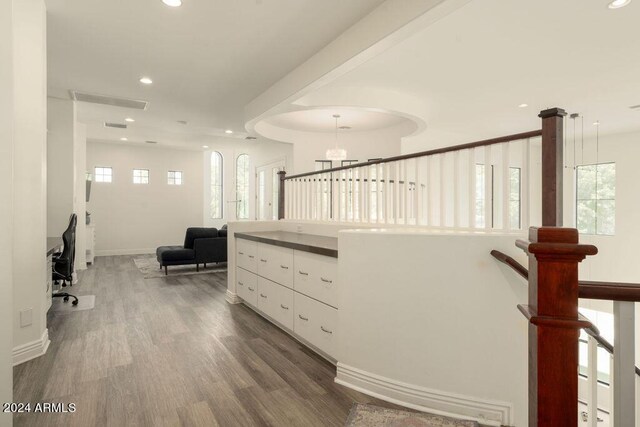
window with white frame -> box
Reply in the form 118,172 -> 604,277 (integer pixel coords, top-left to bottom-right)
576,163 -> 615,235
133,169 -> 149,184
509,167 -> 521,229
167,170 -> 183,185
236,154 -> 250,219
94,167 -> 113,183
475,164 -> 487,227
210,152 -> 223,219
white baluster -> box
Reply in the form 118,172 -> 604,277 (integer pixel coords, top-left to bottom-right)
614,300 -> 636,427
587,335 -> 598,427
502,142 -> 510,231
415,158 -> 421,226
359,167 -> 366,223
439,154 -> 445,227
484,145 -> 492,230
384,163 -> 390,224
468,148 -> 476,229
426,156 -> 432,226
403,160 -> 409,225
453,151 -> 459,229
521,138 -> 530,230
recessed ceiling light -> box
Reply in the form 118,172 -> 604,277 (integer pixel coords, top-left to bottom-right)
162,0 -> 182,6
593,121 -> 601,126
225,130 -> 233,134
518,103 -> 529,108
202,145 -> 209,149
125,117 -> 135,123
120,137 -> 128,141
608,0 -> 631,9
139,77 -> 153,85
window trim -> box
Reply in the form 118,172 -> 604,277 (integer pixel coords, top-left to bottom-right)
94,166 -> 113,183
132,168 -> 150,185
167,170 -> 183,186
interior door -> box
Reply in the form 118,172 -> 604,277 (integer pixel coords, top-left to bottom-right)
256,160 -> 285,220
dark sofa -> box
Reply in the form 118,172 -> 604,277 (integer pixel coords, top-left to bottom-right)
156,226 -> 227,275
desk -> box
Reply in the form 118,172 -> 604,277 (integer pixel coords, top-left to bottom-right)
46,237 -> 63,311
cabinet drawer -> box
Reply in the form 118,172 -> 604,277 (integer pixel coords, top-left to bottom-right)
236,239 -> 257,273
293,250 -> 338,308
236,267 -> 257,307
294,292 -> 338,358
258,277 -> 294,331
257,243 -> 293,288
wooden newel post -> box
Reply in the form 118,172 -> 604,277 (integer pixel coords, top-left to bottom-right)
277,170 -> 286,220
516,227 -> 597,427
539,107 -> 566,226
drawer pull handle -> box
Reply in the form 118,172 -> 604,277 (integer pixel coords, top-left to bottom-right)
238,282 -> 244,286
248,287 -> 255,291
248,255 -> 255,259
298,271 -> 309,276
260,259 -> 267,263
320,277 -> 333,284
280,265 -> 289,270
320,326 -> 333,334
260,293 -> 267,298
238,251 -> 244,255
280,304 -> 289,310
298,315 -> 309,321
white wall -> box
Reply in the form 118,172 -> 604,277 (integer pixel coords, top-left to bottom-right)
47,97 -> 75,236
12,0 -> 49,367
336,230 -> 528,426
0,0 -> 14,420
87,141 -> 205,255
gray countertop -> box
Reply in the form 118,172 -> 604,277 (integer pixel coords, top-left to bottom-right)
235,231 -> 338,258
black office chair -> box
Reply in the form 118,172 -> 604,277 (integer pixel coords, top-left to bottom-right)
52,214 -> 79,306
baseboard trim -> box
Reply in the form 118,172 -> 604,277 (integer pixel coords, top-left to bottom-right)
335,363 -> 512,427
225,290 -> 242,304
95,248 -> 155,256
13,329 -> 50,366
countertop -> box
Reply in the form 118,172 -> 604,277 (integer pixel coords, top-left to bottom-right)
235,231 -> 338,258
47,237 -> 63,256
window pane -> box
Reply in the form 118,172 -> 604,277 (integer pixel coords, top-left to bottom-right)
596,163 -> 615,200
596,200 -> 615,235
475,165 -> 485,227
210,152 -> 223,219
133,169 -> 149,184
236,154 -> 250,219
577,200 -> 596,234
576,165 -> 596,200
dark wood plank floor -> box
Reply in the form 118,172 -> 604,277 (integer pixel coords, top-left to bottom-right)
13,255 -> 396,427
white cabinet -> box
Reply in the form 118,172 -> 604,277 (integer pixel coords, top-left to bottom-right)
257,243 -> 293,288
294,292 -> 338,358
86,224 -> 95,264
237,239 -> 258,273
236,267 -> 257,307
294,250 -> 338,308
234,235 -> 338,361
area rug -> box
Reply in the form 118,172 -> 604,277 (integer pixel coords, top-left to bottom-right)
133,255 -> 227,279
345,404 -> 479,427
50,295 -> 96,312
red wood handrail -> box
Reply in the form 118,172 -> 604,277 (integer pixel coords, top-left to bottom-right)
284,129 -> 542,180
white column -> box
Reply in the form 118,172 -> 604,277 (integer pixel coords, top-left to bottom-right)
12,0 -> 49,367
0,0 -> 15,418
614,300 -> 636,427
587,336 -> 598,427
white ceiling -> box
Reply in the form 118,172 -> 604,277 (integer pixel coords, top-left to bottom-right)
265,108 -> 409,133
46,0 -> 386,144
309,0 -> 640,146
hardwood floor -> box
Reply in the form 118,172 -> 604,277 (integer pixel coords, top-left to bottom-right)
13,255 -> 396,427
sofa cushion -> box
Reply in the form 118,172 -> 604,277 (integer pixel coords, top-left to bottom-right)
218,228 -> 227,238
184,227 -> 218,249
157,246 -> 195,262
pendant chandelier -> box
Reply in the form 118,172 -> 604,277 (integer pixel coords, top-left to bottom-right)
326,114 -> 347,161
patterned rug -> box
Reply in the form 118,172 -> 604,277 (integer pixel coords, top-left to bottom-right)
345,404 -> 479,427
133,255 -> 227,279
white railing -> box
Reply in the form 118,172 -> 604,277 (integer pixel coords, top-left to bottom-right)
282,132 -> 541,231
581,301 -> 637,427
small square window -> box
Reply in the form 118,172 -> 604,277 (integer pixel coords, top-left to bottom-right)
576,163 -> 615,235
133,169 -> 149,184
168,170 -> 183,185
94,167 -> 112,183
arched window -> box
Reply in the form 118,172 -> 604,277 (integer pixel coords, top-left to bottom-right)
210,151 -> 223,219
236,154 -> 250,219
